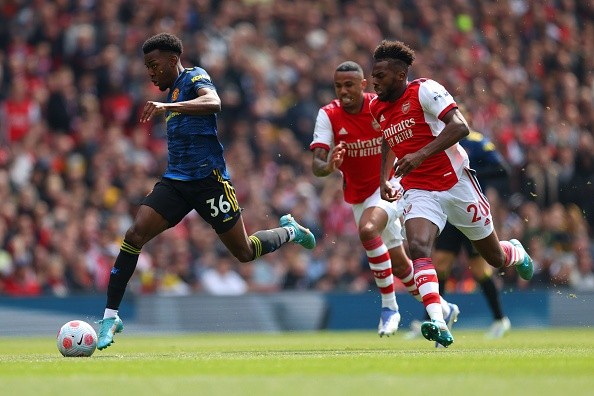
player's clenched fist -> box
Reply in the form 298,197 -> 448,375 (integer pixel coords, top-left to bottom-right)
140,101 -> 167,123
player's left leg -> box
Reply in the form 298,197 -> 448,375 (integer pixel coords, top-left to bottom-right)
196,172 -> 315,262
471,233 -> 533,281
279,214 -> 316,250
468,256 -> 510,338
448,169 -> 534,281
218,214 -> 315,263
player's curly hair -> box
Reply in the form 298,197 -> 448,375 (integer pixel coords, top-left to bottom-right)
373,40 -> 415,67
142,33 -> 183,55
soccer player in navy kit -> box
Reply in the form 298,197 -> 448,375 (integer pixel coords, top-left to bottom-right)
97,33 -> 315,350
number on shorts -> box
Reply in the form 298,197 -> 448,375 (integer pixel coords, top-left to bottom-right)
207,195 -> 232,217
467,202 -> 489,223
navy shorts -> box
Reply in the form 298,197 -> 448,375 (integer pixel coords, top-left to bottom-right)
435,221 -> 479,258
142,171 -> 241,234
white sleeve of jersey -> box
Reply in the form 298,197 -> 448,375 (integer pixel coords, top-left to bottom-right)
311,109 -> 334,147
418,79 -> 456,119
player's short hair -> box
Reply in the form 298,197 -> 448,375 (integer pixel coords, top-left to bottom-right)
335,61 -> 364,76
373,40 -> 415,68
142,33 -> 183,55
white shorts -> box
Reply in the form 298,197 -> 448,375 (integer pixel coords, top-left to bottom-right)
352,178 -> 405,249
401,168 -> 494,241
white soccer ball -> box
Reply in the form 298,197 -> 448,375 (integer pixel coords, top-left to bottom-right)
56,320 -> 98,357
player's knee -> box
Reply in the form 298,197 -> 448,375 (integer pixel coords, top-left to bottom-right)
124,227 -> 148,249
230,248 -> 253,263
358,222 -> 380,241
407,239 -> 433,259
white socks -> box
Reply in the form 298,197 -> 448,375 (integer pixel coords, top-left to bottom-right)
103,308 -> 118,319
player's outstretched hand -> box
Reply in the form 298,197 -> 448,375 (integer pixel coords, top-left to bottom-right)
328,142 -> 347,172
140,101 -> 167,123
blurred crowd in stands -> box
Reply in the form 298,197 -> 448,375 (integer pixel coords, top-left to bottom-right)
0,0 -> 593,297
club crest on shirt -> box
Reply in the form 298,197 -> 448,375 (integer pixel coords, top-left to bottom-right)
402,102 -> 410,114
171,88 -> 180,101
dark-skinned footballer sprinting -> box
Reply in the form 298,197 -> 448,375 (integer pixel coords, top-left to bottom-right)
97,32 -> 315,350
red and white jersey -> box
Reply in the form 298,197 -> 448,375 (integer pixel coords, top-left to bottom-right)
310,93 -> 385,204
369,78 -> 469,191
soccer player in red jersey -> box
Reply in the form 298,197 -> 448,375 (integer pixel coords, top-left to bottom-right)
369,40 -> 533,347
310,61 -> 458,337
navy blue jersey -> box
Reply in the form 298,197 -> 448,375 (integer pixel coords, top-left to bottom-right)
163,67 -> 228,181
461,130 -> 508,186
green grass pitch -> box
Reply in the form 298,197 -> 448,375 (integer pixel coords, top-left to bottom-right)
1,328 -> 593,396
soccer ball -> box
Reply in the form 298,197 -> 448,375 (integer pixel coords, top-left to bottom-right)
56,320 -> 98,357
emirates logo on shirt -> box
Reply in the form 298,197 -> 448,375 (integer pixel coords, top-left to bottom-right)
402,102 -> 410,114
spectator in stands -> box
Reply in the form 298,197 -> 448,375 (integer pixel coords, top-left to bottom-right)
280,244 -> 313,290
200,250 -> 248,296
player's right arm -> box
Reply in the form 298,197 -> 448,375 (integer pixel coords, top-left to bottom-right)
312,144 -> 346,177
162,88 -> 221,115
380,137 -> 398,202
140,87 -> 221,123
310,108 -> 345,177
